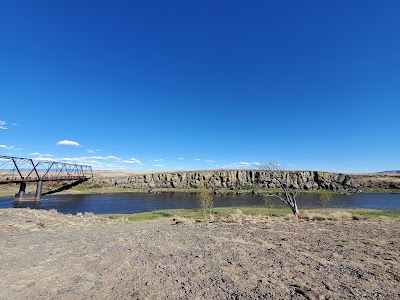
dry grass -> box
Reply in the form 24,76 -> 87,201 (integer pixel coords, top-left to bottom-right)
329,211 -> 352,220
300,210 -> 353,221
0,208 -> 115,234
220,209 -> 245,223
354,174 -> 400,183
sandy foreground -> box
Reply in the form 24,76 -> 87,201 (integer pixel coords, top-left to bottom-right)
0,209 -> 399,300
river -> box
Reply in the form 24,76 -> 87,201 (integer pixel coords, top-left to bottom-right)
0,192 -> 399,214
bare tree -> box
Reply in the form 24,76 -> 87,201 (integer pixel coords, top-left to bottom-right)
259,161 -> 299,217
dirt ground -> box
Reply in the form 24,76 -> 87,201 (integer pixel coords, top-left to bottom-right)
0,209 -> 399,300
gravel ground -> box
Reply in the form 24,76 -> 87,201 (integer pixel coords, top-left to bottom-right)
0,209 -> 399,300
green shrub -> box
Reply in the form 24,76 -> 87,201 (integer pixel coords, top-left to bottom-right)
198,189 -> 214,219
318,190 -> 333,214
238,184 -> 256,190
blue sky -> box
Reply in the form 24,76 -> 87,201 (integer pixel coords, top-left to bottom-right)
1,0 -> 399,173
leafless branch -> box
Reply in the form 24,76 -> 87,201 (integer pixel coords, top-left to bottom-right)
259,161 -> 299,217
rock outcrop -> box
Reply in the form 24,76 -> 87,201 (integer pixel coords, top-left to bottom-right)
93,170 -> 358,191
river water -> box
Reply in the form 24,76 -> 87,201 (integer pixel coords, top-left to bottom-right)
0,192 -> 399,215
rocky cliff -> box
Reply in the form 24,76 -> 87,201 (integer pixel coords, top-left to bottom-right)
93,170 -> 361,191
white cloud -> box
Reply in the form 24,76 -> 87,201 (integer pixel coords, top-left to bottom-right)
152,164 -> 165,167
238,161 -> 261,167
35,157 -> 57,162
0,120 -> 18,130
178,157 -> 184,160
56,140 -> 80,147
223,161 -> 261,169
205,160 -> 215,163
0,144 -> 23,151
194,158 -> 200,161
32,154 -> 144,170
88,156 -> 121,161
87,148 -> 101,153
29,152 -> 53,157
122,157 -> 141,164
153,159 -> 163,162
27,151 -> 145,170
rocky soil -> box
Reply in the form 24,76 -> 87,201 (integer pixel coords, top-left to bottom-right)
0,209 -> 399,299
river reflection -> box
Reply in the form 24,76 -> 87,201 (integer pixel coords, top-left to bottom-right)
0,192 -> 399,214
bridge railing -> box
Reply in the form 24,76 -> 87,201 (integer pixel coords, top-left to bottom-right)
0,155 -> 93,183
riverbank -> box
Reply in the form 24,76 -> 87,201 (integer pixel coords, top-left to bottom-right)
1,170 -> 400,198
103,206 -> 400,222
1,183 -> 400,199
0,208 -> 399,299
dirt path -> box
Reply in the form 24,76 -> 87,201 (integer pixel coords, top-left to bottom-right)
0,209 -> 399,299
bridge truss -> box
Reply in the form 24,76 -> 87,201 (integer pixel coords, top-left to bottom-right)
0,155 -> 93,184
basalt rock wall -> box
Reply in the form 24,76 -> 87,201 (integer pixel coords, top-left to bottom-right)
93,170 -> 357,191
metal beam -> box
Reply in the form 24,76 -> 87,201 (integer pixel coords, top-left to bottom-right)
0,155 -> 93,184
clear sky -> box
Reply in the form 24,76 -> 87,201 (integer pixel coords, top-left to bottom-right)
1,0 -> 399,173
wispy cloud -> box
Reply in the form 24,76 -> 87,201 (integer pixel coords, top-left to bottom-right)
178,157 -> 184,160
122,157 -> 141,164
25,152 -> 144,170
87,148 -> 102,153
89,155 -> 121,161
194,158 -> 200,161
34,156 -> 141,170
0,144 -> 23,151
29,152 -> 53,157
205,160 -> 215,163
0,120 -> 18,130
223,161 -> 261,168
56,140 -> 80,147
152,164 -> 165,167
153,159 -> 163,162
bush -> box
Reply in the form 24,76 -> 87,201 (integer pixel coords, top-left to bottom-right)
198,189 -> 214,219
318,190 -> 333,213
239,184 -> 256,191
262,195 -> 274,208
220,209 -> 245,223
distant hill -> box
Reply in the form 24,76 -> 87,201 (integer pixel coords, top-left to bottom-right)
377,170 -> 400,174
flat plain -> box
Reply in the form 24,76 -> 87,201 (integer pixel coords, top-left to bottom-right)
0,209 -> 399,299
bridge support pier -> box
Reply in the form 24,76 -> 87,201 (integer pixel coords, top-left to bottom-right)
35,180 -> 43,201
14,181 -> 41,203
15,182 -> 26,199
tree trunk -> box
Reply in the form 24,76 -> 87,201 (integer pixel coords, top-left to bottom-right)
291,201 -> 299,217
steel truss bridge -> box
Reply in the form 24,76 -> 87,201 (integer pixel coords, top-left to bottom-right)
0,155 -> 93,202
